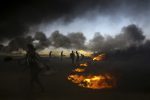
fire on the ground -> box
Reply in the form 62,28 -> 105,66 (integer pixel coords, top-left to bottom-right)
68,74 -> 115,89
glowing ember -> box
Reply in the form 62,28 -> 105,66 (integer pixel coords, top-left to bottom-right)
73,68 -> 85,73
92,53 -> 106,61
80,63 -> 88,67
68,74 -> 115,89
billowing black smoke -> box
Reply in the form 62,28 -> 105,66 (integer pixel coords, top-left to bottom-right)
1,36 -> 33,52
0,0 -> 150,41
49,31 -> 71,48
67,32 -> 86,49
88,24 -> 146,52
34,32 -> 50,49
115,24 -> 145,47
0,24 -> 148,53
48,31 -> 86,49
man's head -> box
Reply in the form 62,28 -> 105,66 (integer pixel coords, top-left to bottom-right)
27,44 -> 35,52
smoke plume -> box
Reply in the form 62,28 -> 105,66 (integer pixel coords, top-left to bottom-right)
88,24 -> 146,51
67,32 -> 86,49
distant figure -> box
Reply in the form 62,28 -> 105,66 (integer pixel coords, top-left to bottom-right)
70,51 -> 75,64
80,54 -> 85,61
25,44 -> 44,92
76,51 -> 80,63
60,51 -> 65,61
49,51 -> 52,59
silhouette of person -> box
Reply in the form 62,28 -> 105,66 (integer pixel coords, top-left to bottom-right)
25,44 -> 44,92
49,51 -> 52,59
60,51 -> 65,61
76,51 -> 80,63
70,51 -> 75,64
80,54 -> 85,61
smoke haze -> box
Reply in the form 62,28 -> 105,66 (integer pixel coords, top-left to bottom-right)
0,0 -> 150,41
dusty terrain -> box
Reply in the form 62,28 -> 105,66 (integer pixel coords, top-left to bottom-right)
0,55 -> 150,100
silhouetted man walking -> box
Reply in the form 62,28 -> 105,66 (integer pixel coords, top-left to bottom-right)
76,51 -> 80,63
25,44 -> 44,92
49,51 -> 52,59
70,51 -> 75,64
60,51 -> 65,61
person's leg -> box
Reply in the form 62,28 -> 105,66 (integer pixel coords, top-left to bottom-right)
30,73 -> 35,91
34,73 -> 45,92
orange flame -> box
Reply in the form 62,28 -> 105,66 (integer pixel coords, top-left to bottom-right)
92,53 -> 106,61
68,74 -> 115,89
80,63 -> 88,67
73,68 -> 85,73
67,52 -> 116,89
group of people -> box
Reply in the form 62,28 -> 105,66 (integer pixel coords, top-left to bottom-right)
70,51 -> 85,64
49,50 -> 85,63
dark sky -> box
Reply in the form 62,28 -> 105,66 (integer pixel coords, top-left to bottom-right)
0,0 -> 150,41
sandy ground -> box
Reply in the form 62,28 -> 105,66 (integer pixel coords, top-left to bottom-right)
0,56 -> 150,100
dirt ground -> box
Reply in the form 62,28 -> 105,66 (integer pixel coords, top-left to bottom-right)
0,56 -> 150,100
